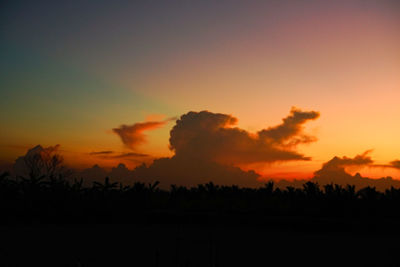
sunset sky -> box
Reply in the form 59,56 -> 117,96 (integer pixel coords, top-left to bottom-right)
1,0 -> 400,182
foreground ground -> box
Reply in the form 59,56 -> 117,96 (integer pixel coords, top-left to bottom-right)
1,217 -> 399,267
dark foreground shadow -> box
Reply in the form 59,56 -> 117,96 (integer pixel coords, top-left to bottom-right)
1,222 -> 399,267
2,170 -> 400,266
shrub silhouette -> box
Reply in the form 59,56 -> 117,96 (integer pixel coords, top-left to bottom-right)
2,159 -> 400,224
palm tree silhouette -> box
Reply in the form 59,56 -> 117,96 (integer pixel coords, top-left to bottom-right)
93,177 -> 119,192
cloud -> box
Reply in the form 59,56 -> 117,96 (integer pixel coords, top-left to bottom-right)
111,152 -> 149,159
88,151 -> 151,166
77,163 -> 135,186
316,150 -> 374,172
109,163 -> 135,183
389,160 -> 400,169
169,107 -> 319,165
275,150 -> 400,191
322,151 -> 400,174
312,156 -> 400,191
375,160 -> 400,170
132,157 -> 260,188
273,151 -> 400,191
78,164 -> 109,185
89,151 -> 149,159
132,108 -> 319,187
89,151 -> 114,155
113,118 -> 174,150
258,107 -> 320,146
312,151 -> 374,186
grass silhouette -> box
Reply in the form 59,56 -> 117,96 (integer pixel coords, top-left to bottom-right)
3,168 -> 400,266
2,170 -> 400,224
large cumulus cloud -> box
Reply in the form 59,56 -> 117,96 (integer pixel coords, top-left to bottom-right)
169,107 -> 320,165
132,108 -> 320,187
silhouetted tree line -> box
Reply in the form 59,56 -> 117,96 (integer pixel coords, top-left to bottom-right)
3,167 -> 400,225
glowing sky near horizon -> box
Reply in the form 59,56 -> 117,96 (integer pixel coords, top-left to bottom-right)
1,0 -> 400,179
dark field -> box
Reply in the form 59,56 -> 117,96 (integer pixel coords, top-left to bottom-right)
1,217 -> 400,267
2,171 -> 400,266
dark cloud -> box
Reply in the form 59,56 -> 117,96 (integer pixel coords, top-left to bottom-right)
315,150 -> 373,173
312,151 -> 374,187
90,151 -> 149,159
273,152 -> 400,191
78,164 -> 109,185
372,159 -> 400,170
169,108 -> 319,165
113,118 -> 174,150
113,152 -> 149,159
258,107 -> 320,146
132,156 -> 260,188
390,160 -> 400,169
109,163 -> 134,182
89,151 -> 150,166
77,163 -> 135,186
132,108 -> 319,187
89,151 -> 114,155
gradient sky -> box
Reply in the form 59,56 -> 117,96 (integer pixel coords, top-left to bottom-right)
1,0 -> 400,179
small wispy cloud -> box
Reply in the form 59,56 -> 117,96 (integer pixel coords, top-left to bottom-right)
89,151 -> 114,155
112,117 -> 176,150
89,151 -> 149,159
